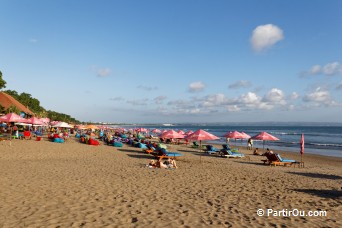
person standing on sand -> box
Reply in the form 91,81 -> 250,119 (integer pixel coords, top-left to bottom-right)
247,138 -> 253,150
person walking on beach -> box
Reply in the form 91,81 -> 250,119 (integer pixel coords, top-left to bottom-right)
247,138 -> 253,150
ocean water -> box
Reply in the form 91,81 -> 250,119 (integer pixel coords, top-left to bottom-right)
123,124 -> 342,158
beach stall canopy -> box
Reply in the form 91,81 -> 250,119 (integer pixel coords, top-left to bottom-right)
0,113 -> 29,123
51,122 -> 72,128
27,117 -> 45,125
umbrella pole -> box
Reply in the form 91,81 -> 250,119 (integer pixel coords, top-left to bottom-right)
200,140 -> 202,163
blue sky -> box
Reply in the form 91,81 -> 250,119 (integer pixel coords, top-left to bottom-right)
1,0 -> 342,123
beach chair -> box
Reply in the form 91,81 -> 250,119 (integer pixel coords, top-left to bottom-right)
154,148 -> 183,160
205,145 -> 220,155
144,145 -> 156,154
263,153 -> 296,166
219,149 -> 245,158
192,141 -> 199,148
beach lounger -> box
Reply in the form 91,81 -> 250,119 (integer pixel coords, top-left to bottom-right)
263,153 -> 296,166
192,141 -> 199,148
219,149 -> 245,158
144,145 -> 156,154
205,145 -> 220,155
154,148 -> 183,160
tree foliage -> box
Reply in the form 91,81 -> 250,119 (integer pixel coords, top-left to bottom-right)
1,72 -> 79,123
3,89 -> 80,123
0,71 -> 7,89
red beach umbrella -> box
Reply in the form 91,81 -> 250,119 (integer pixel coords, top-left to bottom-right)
251,131 -> 280,150
160,130 -> 184,139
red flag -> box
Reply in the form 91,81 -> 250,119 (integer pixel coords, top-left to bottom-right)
300,134 -> 305,155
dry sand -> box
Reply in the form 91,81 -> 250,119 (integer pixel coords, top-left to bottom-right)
0,137 -> 341,227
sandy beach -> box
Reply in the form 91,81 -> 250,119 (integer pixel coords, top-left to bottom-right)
0,137 -> 341,227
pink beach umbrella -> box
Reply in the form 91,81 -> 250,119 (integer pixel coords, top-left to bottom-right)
160,130 -> 185,139
151,128 -> 161,133
0,113 -> 29,123
240,132 -> 251,139
251,131 -> 280,151
186,129 -> 220,150
135,127 -> 148,133
185,130 -> 194,136
27,117 -> 45,125
177,130 -> 185,135
223,131 -> 244,139
223,131 -> 244,145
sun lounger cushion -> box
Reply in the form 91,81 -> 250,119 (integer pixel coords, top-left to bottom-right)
158,143 -> 167,149
54,138 -> 64,143
113,141 -> 123,147
276,154 -> 295,163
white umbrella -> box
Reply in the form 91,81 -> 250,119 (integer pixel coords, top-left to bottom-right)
51,122 -> 72,128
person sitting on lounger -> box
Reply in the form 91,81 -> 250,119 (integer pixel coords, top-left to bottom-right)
163,158 -> 178,169
263,148 -> 274,156
253,148 -> 262,155
148,160 -> 157,168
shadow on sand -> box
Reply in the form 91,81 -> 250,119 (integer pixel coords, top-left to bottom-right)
293,189 -> 342,199
117,148 -> 142,153
287,172 -> 342,180
127,154 -> 154,159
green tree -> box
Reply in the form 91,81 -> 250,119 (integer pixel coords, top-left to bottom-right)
0,71 -> 7,89
0,104 -> 5,114
6,105 -> 20,114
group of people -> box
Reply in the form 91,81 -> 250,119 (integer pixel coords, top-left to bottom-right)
148,158 -> 178,169
253,147 -> 274,156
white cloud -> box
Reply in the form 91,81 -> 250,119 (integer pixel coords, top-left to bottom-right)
303,87 -> 332,104
97,68 -> 111,77
29,38 -> 38,43
250,24 -> 284,52
228,80 -> 251,89
322,62 -> 342,75
110,97 -> 125,101
289,92 -> 299,100
201,94 -> 230,107
154,96 -> 167,104
127,98 -> 149,106
262,88 -> 286,105
240,92 -> 260,104
336,82 -> 342,91
137,85 -> 158,91
303,62 -> 342,76
188,81 -> 205,92
227,105 -> 240,112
